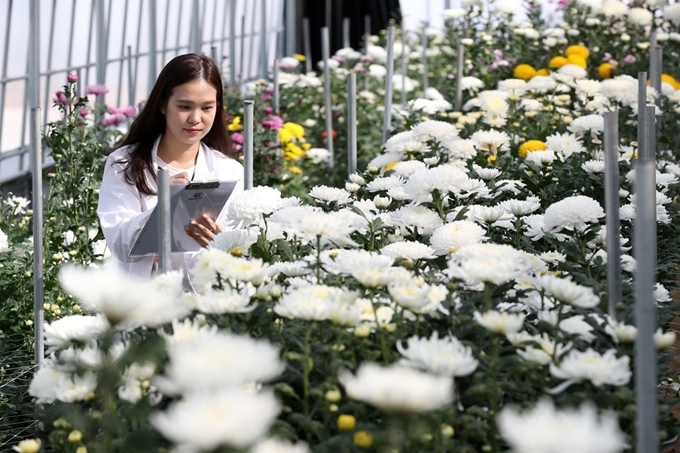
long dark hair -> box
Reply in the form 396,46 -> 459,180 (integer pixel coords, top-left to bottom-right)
116,53 -> 231,196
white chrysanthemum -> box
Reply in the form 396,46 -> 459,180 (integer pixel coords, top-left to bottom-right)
539,251 -> 566,264
568,114 -> 604,135
159,318 -> 219,345
582,160 -> 605,173
191,249 -> 268,289
228,186 -> 287,227
44,314 -> 110,352
498,78 -> 527,95
628,7 -> 653,25
309,185 -> 352,204
473,310 -> 525,334
599,76 -> 639,107
559,315 -> 596,342
389,160 -> 426,177
498,398 -> 625,453
266,260 -> 312,278
398,332 -> 478,377
210,228 -> 259,256
605,319 -> 637,343
472,165 -> 501,181
533,274 -> 600,308
558,64 -> 587,79
322,249 -> 394,274
339,362 -> 453,413
665,3 -> 680,22
655,328 -> 676,349
470,129 -> 511,155
447,243 -> 536,285
527,75 -> 557,93
59,265 -> 188,329
366,175 -> 405,192
443,138 -> 478,159
381,241 -> 437,260
367,151 -> 403,169
429,221 -> 486,255
499,199 -> 541,217
150,389 -> 279,451
402,165 -> 471,204
0,229 -> 8,252
461,76 -> 484,91
29,364 -> 98,404
275,285 -> 358,321
154,331 -> 284,395
464,205 -> 510,225
387,279 -> 448,314
526,149 -> 556,166
271,208 -> 361,247
411,120 -> 459,141
390,205 -> 443,235
545,132 -> 585,159
186,287 -> 254,314
392,139 -> 432,154
543,195 -> 604,233
654,283 -> 672,303
252,438 -> 310,453
550,349 -> 631,388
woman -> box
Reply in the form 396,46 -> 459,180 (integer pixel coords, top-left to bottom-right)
97,53 -> 244,286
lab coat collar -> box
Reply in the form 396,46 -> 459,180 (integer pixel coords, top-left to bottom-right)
149,135 -> 216,183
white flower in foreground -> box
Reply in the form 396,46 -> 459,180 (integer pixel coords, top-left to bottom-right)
322,249 -> 394,275
498,399 -> 625,453
306,147 -> 330,164
0,228 -> 8,252
430,221 -> 487,255
154,331 -> 284,395
29,365 -> 97,404
654,328 -> 676,349
665,3 -> 680,22
550,349 -> 631,388
604,319 -> 637,343
388,279 -> 448,314
390,205 -> 443,235
159,318 -> 219,345
44,314 -> 110,352
252,438 -> 310,453
309,185 -> 352,204
499,199 -> 541,217
209,228 -> 259,256
59,265 -> 188,328
402,165 -> 471,204
381,241 -> 437,260
559,315 -> 596,342
545,132 -> 585,159
12,439 -> 41,453
568,114 -> 604,135
474,310 -> 525,334
533,274 -> 600,308
275,285 -> 358,321
191,249 -> 268,289
654,283 -> 672,303
276,209 -> 363,247
390,160 -> 427,177
366,175 -> 405,192
398,332 -> 478,377
543,195 -> 604,233
628,7 -> 653,25
339,362 -> 453,413
470,129 -> 511,154
539,251 -> 566,264
411,120 -> 459,141
228,186 -> 288,227
582,160 -> 605,173
150,389 -> 279,451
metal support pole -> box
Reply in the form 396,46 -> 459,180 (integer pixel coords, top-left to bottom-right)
285,0 -> 296,57
31,107 -> 44,369
421,25 -> 429,92
190,0 -> 201,54
638,72 -> 647,150
243,100 -> 254,189
29,0 -> 40,111
96,0 -> 107,108
239,15 -> 246,85
273,59 -> 280,115
401,25 -> 407,108
322,27 -> 334,170
634,104 -> 658,453
303,17 -> 312,73
260,0 -> 268,78
363,15 -> 370,91
603,111 -> 622,319
148,0 -> 157,96
343,17 -> 350,49
127,45 -> 135,106
211,46 -> 218,65
157,167 -> 171,274
382,24 -> 396,144
649,31 -> 661,96
229,0 -> 236,85
348,72 -> 357,176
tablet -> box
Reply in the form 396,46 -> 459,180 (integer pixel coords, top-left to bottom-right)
129,180 -> 238,256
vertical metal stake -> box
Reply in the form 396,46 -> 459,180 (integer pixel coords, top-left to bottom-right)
157,167 -> 171,274
273,59 -> 280,115
96,0 -> 107,108
229,0 -> 236,85
303,17 -> 312,73
343,17 -> 350,49
148,0 -> 158,96
347,72 -> 357,176
603,111 -> 622,319
30,108 -> 44,369
382,24 -> 396,144
322,27 -> 334,169
243,100 -> 254,189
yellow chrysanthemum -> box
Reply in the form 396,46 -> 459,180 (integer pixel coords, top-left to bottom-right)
227,116 -> 242,132
302,142 -> 312,150
548,56 -> 568,69
565,45 -> 590,59
598,63 -> 615,79
287,165 -> 303,174
283,122 -> 305,139
279,128 -> 293,143
566,54 -> 587,69
536,68 -> 551,76
514,64 -> 537,81
661,73 -> 680,90
293,54 -> 307,62
518,140 -> 547,158
284,142 -> 306,160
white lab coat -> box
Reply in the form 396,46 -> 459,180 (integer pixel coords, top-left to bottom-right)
97,136 -> 244,282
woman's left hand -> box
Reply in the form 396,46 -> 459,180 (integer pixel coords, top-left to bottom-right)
185,214 -> 224,247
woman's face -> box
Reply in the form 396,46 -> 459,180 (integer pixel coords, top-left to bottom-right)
161,78 -> 218,150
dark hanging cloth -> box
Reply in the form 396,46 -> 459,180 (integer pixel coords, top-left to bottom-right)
301,0 -> 402,70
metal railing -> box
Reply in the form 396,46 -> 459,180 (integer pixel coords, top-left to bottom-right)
0,0 -> 289,185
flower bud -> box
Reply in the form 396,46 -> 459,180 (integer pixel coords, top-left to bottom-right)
67,73 -> 79,83
337,414 -> 356,430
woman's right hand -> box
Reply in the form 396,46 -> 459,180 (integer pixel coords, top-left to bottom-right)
169,172 -> 189,184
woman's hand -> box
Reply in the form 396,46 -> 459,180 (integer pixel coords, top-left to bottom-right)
184,214 -> 224,247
